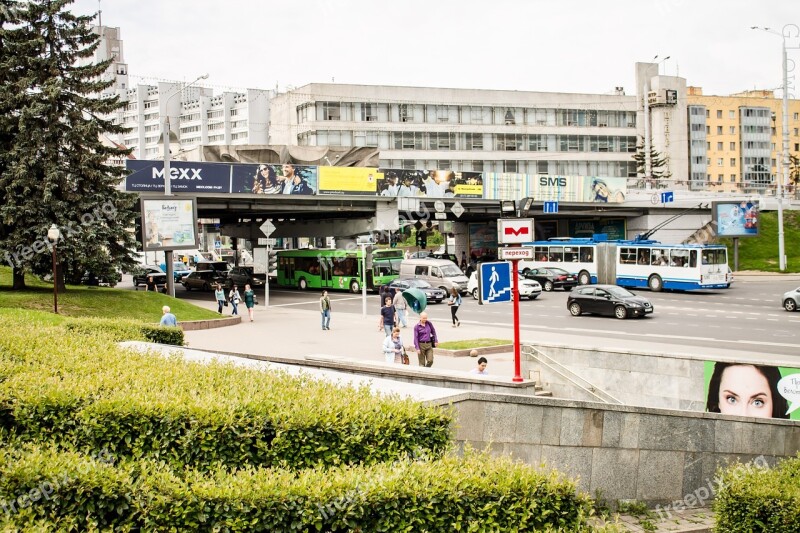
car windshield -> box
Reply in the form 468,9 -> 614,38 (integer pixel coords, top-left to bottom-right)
440,264 -> 463,277
406,279 -> 433,289
606,286 -> 636,298
547,267 -> 569,275
174,263 -> 188,270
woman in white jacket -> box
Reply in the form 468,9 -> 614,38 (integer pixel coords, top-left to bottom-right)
382,327 -> 404,364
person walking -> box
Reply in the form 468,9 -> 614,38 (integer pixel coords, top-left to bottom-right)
412,311 -> 438,367
228,284 -> 241,316
320,290 -> 332,330
382,327 -> 404,364
447,287 -> 462,327
159,305 -> 178,327
378,296 -> 396,337
214,283 -> 226,314
393,287 -> 408,328
243,283 -> 256,322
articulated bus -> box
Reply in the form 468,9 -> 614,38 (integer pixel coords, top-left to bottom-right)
518,237 -> 731,291
276,248 -> 403,292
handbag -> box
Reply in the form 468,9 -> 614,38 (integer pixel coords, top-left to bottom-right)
402,348 -> 410,365
223,300 -> 228,307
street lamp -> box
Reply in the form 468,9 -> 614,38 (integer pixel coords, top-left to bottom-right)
47,224 -> 60,314
751,24 -> 798,271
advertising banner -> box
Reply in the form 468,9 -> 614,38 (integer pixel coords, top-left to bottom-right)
468,221 -> 498,259
140,197 -> 198,251
318,166 -> 380,195
377,169 -> 483,198
125,161 -> 231,193
569,219 -> 626,240
711,201 -> 759,237
231,163 -> 317,195
483,173 -> 627,203
704,361 -> 800,421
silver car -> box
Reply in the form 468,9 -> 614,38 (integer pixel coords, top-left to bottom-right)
782,286 -> 800,312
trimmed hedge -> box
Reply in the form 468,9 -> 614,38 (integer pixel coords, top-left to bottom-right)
0,445 -> 598,532
0,317 -> 451,471
714,454 -> 800,532
63,316 -> 184,345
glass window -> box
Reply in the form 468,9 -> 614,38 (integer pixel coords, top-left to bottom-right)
322,102 -> 341,120
534,246 -> 549,261
619,248 -> 637,265
717,126 -> 723,134
717,142 -> 723,150
650,249 -> 668,265
548,247 -> 564,262
669,249 -> 690,267
636,249 -> 651,265
730,158 -> 736,166
716,110 -> 722,118
579,247 -> 594,262
729,126 -> 735,134
563,247 -> 579,262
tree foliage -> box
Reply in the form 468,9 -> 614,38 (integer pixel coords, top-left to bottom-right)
632,135 -> 672,180
0,0 -> 136,289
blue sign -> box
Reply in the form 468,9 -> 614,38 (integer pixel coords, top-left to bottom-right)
478,262 -> 512,304
543,201 -> 559,213
125,160 -> 232,193
660,191 -> 674,203
214,240 -> 222,249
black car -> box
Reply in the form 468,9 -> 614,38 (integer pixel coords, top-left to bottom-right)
225,266 -> 265,290
388,277 -> 447,304
567,285 -> 654,319
428,252 -> 459,264
132,265 -> 168,290
80,270 -> 121,287
522,267 -> 578,292
182,270 -> 227,291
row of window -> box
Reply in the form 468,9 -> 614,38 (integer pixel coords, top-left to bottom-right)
379,159 -> 638,177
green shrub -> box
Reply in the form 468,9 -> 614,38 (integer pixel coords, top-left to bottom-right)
63,317 -> 184,345
714,454 -> 800,532
0,445 -> 597,532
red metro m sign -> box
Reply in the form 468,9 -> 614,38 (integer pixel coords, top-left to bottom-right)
497,218 -> 535,245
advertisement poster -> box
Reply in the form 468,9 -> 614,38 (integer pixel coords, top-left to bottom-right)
483,173 -> 627,203
318,166 -> 380,195
140,198 -> 198,251
712,201 -> 759,237
231,163 -> 317,195
125,160 -> 231,193
377,169 -> 483,198
704,361 -> 800,421
468,221 -> 498,259
569,219 -> 626,240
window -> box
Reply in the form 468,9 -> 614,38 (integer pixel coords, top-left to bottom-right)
469,106 -> 484,124
717,142 -> 723,150
796,143 -> 800,152
794,112 -> 799,120
730,126 -> 735,134
429,132 -> 454,150
717,174 -> 723,183
717,158 -> 723,166
795,128 -> 799,136
537,160 -> 548,174
707,142 -> 710,149
529,134 -> 548,151
716,110 -> 722,118
360,103 -> 377,122
322,102 -> 340,121
401,159 -> 415,169
503,160 -> 519,172
619,248 -> 637,265
729,110 -> 735,119
730,142 -> 736,150
465,133 -> 483,150
398,104 -> 412,122
717,126 -> 723,134
730,158 -> 736,167
730,174 -> 736,182
496,134 -> 522,151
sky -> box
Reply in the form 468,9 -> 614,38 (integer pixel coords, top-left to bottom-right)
68,0 -> 798,97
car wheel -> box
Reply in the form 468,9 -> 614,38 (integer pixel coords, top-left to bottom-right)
578,271 -> 591,285
521,268 -> 531,275
648,274 -> 663,292
614,305 -> 628,319
568,302 -> 582,316
184,285 -> 191,291
785,298 -> 798,312
298,278 -> 308,290
439,286 -> 449,293
544,280 -> 554,292
472,288 -> 479,300
350,280 -> 360,293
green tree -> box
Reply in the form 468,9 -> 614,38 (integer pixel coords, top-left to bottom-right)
789,153 -> 800,187
632,136 -> 672,180
0,0 -> 136,290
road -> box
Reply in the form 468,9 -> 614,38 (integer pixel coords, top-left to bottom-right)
158,274 -> 800,360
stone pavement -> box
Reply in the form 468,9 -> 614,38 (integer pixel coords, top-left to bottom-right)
601,506 -> 715,532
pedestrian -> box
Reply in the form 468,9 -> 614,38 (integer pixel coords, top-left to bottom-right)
382,327 -> 404,364
228,284 -> 241,316
470,357 -> 489,375
159,305 -> 177,327
378,296 -> 396,337
447,287 -> 462,327
379,285 -> 392,309
412,311 -> 438,367
393,287 -> 408,328
243,283 -> 256,322
214,283 -> 226,314
320,290 -> 332,330
146,275 -> 157,292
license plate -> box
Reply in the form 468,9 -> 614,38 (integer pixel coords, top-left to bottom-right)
645,307 -> 653,313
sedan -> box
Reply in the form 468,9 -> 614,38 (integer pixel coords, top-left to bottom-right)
225,266 -> 265,290
467,272 -> 542,300
523,267 -> 578,292
783,286 -> 800,312
182,270 -> 227,291
567,285 -> 654,319
388,278 -> 447,304
132,265 -> 168,290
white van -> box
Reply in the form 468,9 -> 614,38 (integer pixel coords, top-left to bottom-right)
399,258 -> 469,294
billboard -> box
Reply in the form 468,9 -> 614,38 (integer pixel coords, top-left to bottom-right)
231,163 -> 317,195
704,361 -> 800,421
376,169 -> 483,198
126,161 -> 231,193
483,173 -> 627,203
140,197 -> 198,251
318,166 -> 380,195
711,201 -> 759,237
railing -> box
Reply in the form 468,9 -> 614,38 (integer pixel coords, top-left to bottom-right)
521,344 -> 623,405
625,177 -> 800,199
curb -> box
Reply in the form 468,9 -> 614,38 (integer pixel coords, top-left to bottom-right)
180,316 -> 242,331
434,344 -> 513,357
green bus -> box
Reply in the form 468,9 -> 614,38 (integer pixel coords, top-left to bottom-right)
276,248 -> 403,292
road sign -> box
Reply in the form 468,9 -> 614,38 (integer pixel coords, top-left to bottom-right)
434,200 -> 445,212
434,212 -> 447,220
478,261 -> 512,305
543,201 -> 559,214
451,202 -> 464,218
214,240 -> 221,249
260,219 -> 276,237
499,247 -> 534,260
497,218 -> 534,245
660,191 -> 674,203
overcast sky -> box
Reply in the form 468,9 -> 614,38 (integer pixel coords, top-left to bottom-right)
69,0 -> 797,97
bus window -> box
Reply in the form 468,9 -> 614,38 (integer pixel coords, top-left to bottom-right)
549,246 -> 564,262
689,251 -> 697,268
564,247 -> 579,262
670,249 -> 689,267
620,248 -> 637,264
705,249 -> 726,265
637,249 -> 650,265
579,247 -> 593,263
651,249 -> 668,266
534,246 -> 549,261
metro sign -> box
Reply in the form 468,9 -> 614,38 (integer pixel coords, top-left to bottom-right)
497,218 -> 535,244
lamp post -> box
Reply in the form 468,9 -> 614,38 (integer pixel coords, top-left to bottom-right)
752,24 -> 798,271
47,224 -> 60,314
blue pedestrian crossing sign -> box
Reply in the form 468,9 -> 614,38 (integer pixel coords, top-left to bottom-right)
478,262 -> 512,305
543,201 -> 559,213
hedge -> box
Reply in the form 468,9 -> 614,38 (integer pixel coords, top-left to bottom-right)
0,317 -> 452,471
0,445 -> 599,532
63,317 -> 184,345
713,454 -> 800,532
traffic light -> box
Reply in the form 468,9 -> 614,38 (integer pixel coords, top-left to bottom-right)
402,288 -> 427,314
416,230 -> 427,249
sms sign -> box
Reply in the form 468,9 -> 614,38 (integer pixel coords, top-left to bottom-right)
497,218 -> 534,245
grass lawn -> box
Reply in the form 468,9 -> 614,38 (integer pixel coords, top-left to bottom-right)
721,210 -> 800,272
436,338 -> 512,350
0,267 -> 220,322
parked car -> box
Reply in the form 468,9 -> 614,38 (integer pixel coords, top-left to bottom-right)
182,270 -> 227,291
159,261 -> 192,282
467,272 -> 542,300
132,265 -> 168,290
567,285 -> 654,319
782,286 -> 800,312
80,270 -> 121,287
225,266 -> 265,289
522,267 -> 578,292
388,277 -> 447,304
407,251 -> 430,259
428,251 -> 458,264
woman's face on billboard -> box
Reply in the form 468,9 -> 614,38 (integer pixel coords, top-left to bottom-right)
718,365 -> 773,418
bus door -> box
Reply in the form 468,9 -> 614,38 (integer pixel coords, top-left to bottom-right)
319,256 -> 335,288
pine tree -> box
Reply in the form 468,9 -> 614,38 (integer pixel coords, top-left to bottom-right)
632,136 -> 672,181
0,0 -> 137,290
